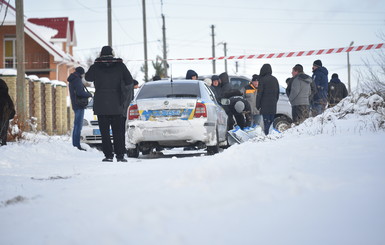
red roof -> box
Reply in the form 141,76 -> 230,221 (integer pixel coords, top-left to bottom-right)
28,17 -> 69,39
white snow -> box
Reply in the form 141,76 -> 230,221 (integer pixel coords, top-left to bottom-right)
26,22 -> 59,42
39,77 -> 51,84
1,93 -> 384,245
0,68 -> 17,76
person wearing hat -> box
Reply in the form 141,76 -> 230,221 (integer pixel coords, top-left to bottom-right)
185,69 -> 198,80
311,59 -> 329,116
288,64 -> 312,125
85,46 -> 133,162
242,74 -> 261,127
210,75 -> 222,101
328,73 -> 348,107
68,66 -> 93,151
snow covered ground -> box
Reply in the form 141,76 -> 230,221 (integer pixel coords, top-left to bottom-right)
1,93 -> 385,245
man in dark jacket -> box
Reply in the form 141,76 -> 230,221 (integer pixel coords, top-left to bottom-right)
256,64 -> 280,135
85,46 -> 133,162
328,73 -> 348,107
210,75 -> 222,101
311,59 -> 328,116
68,67 -> 93,151
288,64 -> 312,124
0,79 -> 15,146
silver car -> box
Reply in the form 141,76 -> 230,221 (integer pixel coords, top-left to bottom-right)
126,80 -> 228,157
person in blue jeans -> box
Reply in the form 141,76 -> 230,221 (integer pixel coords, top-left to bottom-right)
311,59 -> 328,116
68,67 -> 92,151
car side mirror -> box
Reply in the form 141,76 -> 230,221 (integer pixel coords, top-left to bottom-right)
220,98 -> 230,105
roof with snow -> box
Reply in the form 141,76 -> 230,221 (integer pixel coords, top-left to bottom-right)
28,17 -> 71,40
0,0 -> 78,64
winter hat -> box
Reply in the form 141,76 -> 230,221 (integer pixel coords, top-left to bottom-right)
251,74 -> 259,81
313,60 -> 322,67
186,69 -> 198,79
211,75 -> 220,81
332,73 -> 339,79
100,46 -> 113,56
75,66 -> 85,75
234,101 -> 245,113
152,75 -> 161,81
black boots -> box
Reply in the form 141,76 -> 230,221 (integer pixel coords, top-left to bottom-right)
102,157 -> 127,162
102,157 -> 113,162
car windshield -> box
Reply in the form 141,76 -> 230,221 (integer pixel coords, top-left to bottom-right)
136,83 -> 201,99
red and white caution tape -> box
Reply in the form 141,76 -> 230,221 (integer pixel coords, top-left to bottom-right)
145,43 -> 383,62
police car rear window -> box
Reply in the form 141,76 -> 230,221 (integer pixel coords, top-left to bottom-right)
137,83 -> 201,99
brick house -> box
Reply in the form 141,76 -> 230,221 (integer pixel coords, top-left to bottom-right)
0,0 -> 80,81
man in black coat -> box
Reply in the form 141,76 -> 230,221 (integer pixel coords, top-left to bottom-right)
85,46 -> 133,162
328,73 -> 348,107
0,79 -> 15,146
68,67 -> 92,151
256,64 -> 280,135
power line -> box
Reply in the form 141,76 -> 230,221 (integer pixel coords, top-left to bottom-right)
0,0 -> 10,27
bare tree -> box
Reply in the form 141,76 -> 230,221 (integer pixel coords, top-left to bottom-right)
357,33 -> 385,96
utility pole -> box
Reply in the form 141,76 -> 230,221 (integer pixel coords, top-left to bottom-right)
211,25 -> 216,74
16,0 -> 26,127
161,14 -> 168,77
142,0 -> 148,82
107,0 -> 112,46
347,41 -> 354,93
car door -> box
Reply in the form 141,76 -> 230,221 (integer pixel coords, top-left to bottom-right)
203,84 -> 228,142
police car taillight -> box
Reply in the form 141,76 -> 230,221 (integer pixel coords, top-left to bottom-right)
194,102 -> 207,118
128,104 -> 139,120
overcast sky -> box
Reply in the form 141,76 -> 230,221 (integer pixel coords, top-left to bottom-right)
19,0 -> 385,87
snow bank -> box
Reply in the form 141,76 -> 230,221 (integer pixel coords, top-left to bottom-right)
282,93 -> 385,137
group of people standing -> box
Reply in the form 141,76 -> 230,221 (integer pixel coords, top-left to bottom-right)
192,59 -> 348,136
286,59 -> 348,125
68,46 -> 134,162
188,64 -> 280,135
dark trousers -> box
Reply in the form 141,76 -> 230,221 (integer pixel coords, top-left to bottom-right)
262,114 -> 275,135
292,105 -> 310,125
97,115 -> 126,159
0,120 -> 10,145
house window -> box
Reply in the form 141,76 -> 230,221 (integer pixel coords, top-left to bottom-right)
4,38 -> 16,68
